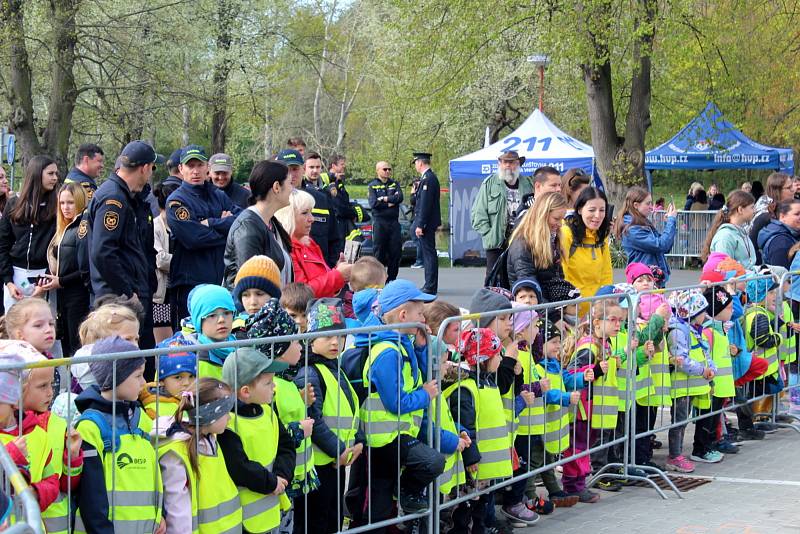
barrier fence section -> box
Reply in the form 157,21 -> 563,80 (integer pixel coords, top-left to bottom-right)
0,436 -> 43,534
650,210 -> 718,263
1,276 -> 799,534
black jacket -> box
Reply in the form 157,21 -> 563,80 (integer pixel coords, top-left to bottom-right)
148,174 -> 183,217
412,168 -> 441,231
218,180 -> 251,210
87,173 -> 154,299
53,216 -> 88,290
64,167 -> 98,200
0,197 -> 56,284
302,180 -> 341,268
368,178 -> 403,222
217,401 -> 296,494
223,208 -> 292,288
506,235 -> 564,289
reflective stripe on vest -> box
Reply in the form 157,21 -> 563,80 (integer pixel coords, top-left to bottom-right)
42,415 -> 70,533
574,340 -> 619,429
517,350 -> 546,436
745,306 -> 779,378
361,341 -> 423,447
638,348 -> 672,407
776,302 -> 797,363
671,331 -> 711,398
274,376 -> 315,486
543,363 -> 570,454
463,379 -> 512,481
228,404 -> 279,532
431,396 -> 466,494
315,363 -> 360,464
703,327 -> 736,398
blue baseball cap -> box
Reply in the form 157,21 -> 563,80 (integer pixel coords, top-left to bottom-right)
180,144 -> 208,164
378,280 -> 436,315
275,149 -> 304,167
166,148 -> 184,169
118,141 -> 163,168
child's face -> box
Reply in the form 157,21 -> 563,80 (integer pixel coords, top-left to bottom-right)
442,322 -> 461,346
595,308 -> 623,338
116,319 -> 141,346
23,367 -> 54,413
16,305 -> 55,352
632,274 -> 655,292
278,340 -> 302,367
201,308 -> 234,340
514,289 -> 538,306
692,312 -> 707,325
241,288 -> 269,315
515,324 -> 539,345
544,337 -> 561,358
113,363 -> 147,402
244,372 -> 275,405
312,335 -> 341,358
714,305 -> 733,322
765,290 -> 777,311
205,410 -> 231,435
161,371 -> 196,398
287,309 -> 308,332
483,354 -> 501,374
489,313 -> 512,341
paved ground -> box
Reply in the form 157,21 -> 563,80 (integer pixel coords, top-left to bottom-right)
397,267 -> 701,308
510,421 -> 800,534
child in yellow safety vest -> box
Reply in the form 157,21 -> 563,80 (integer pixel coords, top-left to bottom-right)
140,350 -> 197,422
243,298 -> 321,533
294,298 -> 364,533
0,352 -> 61,522
665,289 -> 719,473
158,376 -> 242,534
446,327 -> 516,532
219,347 -> 297,534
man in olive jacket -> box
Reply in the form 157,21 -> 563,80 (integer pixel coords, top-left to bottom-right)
470,151 -> 533,277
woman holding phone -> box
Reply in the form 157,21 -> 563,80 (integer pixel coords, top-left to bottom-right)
0,155 -> 58,311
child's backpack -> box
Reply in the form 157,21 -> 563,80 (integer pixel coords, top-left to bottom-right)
78,408 -> 148,453
340,345 -> 371,402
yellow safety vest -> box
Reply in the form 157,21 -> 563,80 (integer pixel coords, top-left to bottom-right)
703,326 -> 736,398
639,342 -> 672,407
2,425 -> 51,531
671,330 -> 711,399
42,414 -> 76,534
445,378 -> 512,481
361,341 -> 423,448
198,360 -> 224,381
315,363 -> 360,465
431,396 -> 466,494
274,376 -> 316,489
744,306 -> 780,379
159,437 -> 242,534
773,301 -> 798,363
227,404 -> 281,533
573,339 -> 619,429
75,409 -> 162,534
517,350 -> 546,436
543,359 -> 571,454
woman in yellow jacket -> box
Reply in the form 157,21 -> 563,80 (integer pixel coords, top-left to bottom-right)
560,187 -> 613,316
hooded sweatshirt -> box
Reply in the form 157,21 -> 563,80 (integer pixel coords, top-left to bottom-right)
710,223 -> 757,270
757,219 -> 800,269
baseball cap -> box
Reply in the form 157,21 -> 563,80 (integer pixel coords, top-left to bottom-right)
222,347 -> 288,388
166,149 -> 184,169
275,149 -> 304,167
378,279 -> 436,315
209,153 -> 233,173
118,141 -> 163,168
180,145 -> 208,164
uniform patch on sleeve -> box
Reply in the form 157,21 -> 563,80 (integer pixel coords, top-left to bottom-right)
104,199 -> 123,209
77,219 -> 88,239
175,206 -> 190,221
86,188 -> 94,200
168,200 -> 182,208
103,211 -> 119,231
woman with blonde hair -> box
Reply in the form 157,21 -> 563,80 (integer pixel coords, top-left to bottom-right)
41,182 -> 88,356
506,192 -> 569,288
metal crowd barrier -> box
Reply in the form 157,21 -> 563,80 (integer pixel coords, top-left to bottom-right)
0,438 -> 43,534
1,275 -> 799,533
650,210 -> 718,265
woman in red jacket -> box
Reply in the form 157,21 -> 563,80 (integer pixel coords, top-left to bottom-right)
276,189 -> 352,297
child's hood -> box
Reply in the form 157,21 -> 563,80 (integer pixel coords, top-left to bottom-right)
352,288 -> 380,324
139,383 -> 180,408
353,325 -> 409,349
74,384 -> 139,417
0,410 -> 48,435
544,357 -> 562,374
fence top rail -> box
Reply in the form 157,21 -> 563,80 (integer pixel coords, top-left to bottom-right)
0,321 -> 429,372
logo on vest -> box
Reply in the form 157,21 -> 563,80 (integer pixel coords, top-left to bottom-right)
116,452 -> 148,470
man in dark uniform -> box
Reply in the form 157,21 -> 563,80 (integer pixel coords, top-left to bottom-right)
167,145 -> 241,320
87,141 -> 160,350
64,143 -> 104,200
368,161 -> 403,281
209,153 -> 249,209
284,149 -> 340,267
412,152 -> 441,294
326,153 -> 360,252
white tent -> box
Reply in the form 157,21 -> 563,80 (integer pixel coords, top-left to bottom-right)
448,109 -> 595,262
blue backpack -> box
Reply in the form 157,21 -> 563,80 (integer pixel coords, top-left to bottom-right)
78,408 -> 148,454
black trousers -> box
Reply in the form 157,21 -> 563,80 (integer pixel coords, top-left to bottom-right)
56,286 -> 90,358
373,219 -> 401,281
366,435 -> 445,532
634,404 -> 657,464
170,285 -> 193,328
693,396 -> 724,457
419,230 -> 438,294
293,463 -> 346,534
484,248 -> 504,283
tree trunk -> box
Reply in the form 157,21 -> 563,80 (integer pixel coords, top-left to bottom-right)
211,0 -> 234,154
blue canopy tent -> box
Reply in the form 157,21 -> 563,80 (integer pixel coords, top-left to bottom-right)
645,102 -> 794,188
449,109 -> 597,263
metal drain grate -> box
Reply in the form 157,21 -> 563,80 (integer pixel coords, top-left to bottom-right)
629,475 -> 712,492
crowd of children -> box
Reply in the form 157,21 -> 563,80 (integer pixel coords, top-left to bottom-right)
0,250 -> 796,533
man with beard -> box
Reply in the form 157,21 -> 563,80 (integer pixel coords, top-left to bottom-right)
471,151 -> 533,277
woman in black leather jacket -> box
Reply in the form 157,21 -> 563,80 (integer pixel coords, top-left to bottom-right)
0,155 -> 58,311
42,182 -> 89,356
506,192 -> 569,289
223,160 -> 293,288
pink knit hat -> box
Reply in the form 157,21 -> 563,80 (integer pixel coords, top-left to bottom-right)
625,262 -> 654,284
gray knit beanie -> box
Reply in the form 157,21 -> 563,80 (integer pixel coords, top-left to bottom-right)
469,288 -> 512,328
89,336 -> 146,391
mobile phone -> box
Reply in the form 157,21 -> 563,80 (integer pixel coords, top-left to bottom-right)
27,276 -> 41,285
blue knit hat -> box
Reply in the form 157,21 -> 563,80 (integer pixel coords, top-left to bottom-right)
158,351 -> 197,381
188,284 -> 236,329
